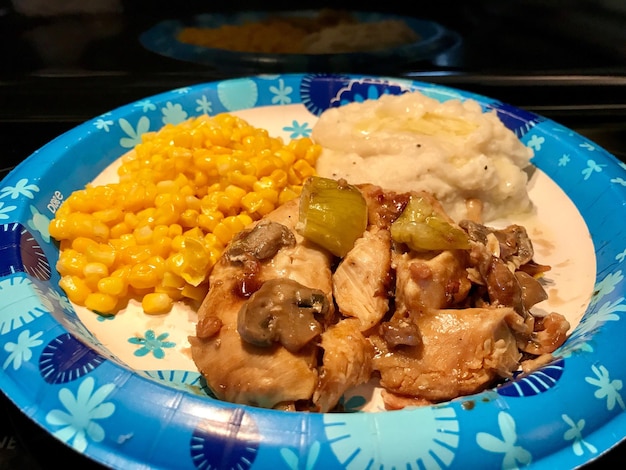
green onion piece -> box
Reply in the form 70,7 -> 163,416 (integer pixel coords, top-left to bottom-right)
297,176 -> 367,257
390,196 -> 470,251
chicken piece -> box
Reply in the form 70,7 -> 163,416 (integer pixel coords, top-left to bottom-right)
313,318 -> 374,412
333,226 -> 392,331
189,199 -> 335,409
371,307 -> 521,403
393,249 -> 472,314
188,268 -> 319,408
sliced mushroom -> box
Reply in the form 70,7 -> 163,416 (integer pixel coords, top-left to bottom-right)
237,278 -> 329,353
460,220 -> 535,269
225,220 -> 296,263
492,224 -> 534,268
515,271 -> 548,310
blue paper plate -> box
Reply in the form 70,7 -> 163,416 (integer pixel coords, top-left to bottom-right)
139,11 -> 462,72
1,74 -> 626,469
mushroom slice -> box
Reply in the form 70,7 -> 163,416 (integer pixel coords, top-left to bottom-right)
237,278 -> 329,353
225,220 -> 296,263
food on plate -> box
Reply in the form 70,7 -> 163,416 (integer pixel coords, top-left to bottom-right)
189,176 -> 569,411
177,9 -> 419,54
48,86 -> 568,412
301,19 -> 419,54
49,114 -> 321,315
313,90 -> 534,223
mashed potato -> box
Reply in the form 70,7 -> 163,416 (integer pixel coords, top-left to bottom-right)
312,91 -> 534,222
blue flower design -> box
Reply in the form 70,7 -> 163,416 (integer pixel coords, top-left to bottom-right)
562,414 -> 597,457
0,178 -> 40,200
33,284 -> 71,314
0,201 -> 17,220
559,297 -> 626,356
26,205 -> 51,243
582,159 -> 605,180
128,329 -> 175,359
47,287 -> 73,313
270,79 -> 293,105
45,377 -> 116,453
526,134 -> 545,151
558,154 -> 570,167
283,120 -> 312,139
2,329 -> 43,370
93,118 -> 114,132
0,276 -> 47,335
119,116 -> 150,148
339,83 -> 385,106
580,142 -> 597,152
162,102 -> 188,125
591,271 -> 624,306
476,411 -> 532,469
96,313 -> 116,322
616,250 -> 626,263
585,364 -> 626,411
195,95 -> 213,114
134,100 -> 157,112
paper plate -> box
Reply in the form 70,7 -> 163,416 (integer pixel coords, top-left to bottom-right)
139,11 -> 462,73
1,73 -> 625,469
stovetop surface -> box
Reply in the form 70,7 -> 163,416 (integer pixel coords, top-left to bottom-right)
1,1 -> 625,468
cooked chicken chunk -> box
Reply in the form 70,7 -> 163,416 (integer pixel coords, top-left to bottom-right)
188,261 -> 319,408
313,318 -> 374,412
393,249 -> 472,314
371,307 -> 521,403
333,227 -> 392,331
189,199 -> 335,409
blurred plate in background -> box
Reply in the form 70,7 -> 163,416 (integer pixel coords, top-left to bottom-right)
139,10 -> 462,73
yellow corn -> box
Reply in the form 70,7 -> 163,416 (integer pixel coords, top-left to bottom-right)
84,292 -> 118,313
97,276 -> 128,298
49,113 -> 322,314
142,292 -> 173,315
59,275 -> 91,304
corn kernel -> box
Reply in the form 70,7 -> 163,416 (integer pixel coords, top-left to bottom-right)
56,249 -> 87,277
292,159 -> 316,181
59,275 -> 91,304
97,276 -> 127,297
93,208 -> 124,226
128,262 -> 161,289
142,292 -> 173,314
84,292 -> 118,313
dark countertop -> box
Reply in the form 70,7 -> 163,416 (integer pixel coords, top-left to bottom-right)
1,1 -> 625,468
